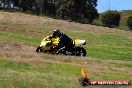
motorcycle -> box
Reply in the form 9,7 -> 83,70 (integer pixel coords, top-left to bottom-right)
36,36 -> 86,56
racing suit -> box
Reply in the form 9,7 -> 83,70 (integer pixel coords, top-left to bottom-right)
53,32 -> 73,52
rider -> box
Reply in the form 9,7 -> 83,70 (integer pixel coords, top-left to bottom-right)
52,28 -> 73,52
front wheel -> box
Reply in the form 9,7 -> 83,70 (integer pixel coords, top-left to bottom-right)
36,46 -> 43,52
75,47 -> 86,56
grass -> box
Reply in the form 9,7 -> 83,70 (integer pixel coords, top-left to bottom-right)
119,10 -> 132,30
66,31 -> 132,60
0,60 -> 81,88
0,60 -> 131,88
0,31 -> 41,46
120,10 -> 132,25
0,60 -> 80,75
115,63 -> 132,68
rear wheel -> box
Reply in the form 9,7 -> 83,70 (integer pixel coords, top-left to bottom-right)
75,47 -> 86,56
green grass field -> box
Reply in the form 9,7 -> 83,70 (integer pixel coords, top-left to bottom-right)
0,11 -> 132,88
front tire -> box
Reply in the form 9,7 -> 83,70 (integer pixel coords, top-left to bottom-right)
36,46 -> 42,52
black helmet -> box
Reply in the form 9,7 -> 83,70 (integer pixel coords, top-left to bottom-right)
53,28 -> 61,37
53,28 -> 60,33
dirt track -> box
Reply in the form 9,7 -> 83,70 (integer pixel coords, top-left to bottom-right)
0,40 -> 39,60
0,40 -> 22,51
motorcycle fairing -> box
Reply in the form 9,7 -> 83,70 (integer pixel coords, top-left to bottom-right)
74,39 -> 86,47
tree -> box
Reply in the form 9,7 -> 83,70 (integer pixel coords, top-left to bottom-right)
11,0 -> 19,6
74,0 -> 99,23
58,0 -> 75,19
17,0 -> 35,12
38,0 -> 58,16
101,10 -> 121,27
58,0 -> 98,22
127,16 -> 132,29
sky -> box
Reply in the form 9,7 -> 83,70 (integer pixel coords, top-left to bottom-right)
96,0 -> 132,13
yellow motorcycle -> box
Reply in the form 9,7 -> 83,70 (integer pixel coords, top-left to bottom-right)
36,36 -> 86,56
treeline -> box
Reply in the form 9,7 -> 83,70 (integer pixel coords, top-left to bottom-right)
0,0 -> 99,23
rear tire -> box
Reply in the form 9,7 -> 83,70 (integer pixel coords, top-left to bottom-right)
75,47 -> 86,56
